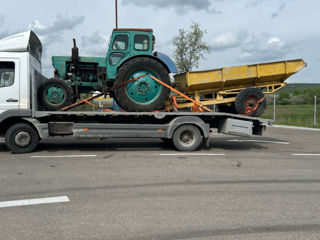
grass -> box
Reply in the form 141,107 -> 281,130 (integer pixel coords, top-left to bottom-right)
261,104 -> 320,128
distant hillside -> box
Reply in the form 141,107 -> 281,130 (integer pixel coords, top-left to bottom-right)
279,83 -> 320,92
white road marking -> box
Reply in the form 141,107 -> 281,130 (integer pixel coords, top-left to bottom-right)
292,154 -> 320,156
0,196 -> 70,208
119,148 -> 162,151
31,154 -> 97,158
159,153 -> 225,156
228,139 -> 289,144
272,125 -> 320,131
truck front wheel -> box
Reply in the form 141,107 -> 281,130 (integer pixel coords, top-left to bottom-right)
5,123 -> 39,154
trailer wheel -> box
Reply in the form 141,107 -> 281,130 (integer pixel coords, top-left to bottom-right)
5,123 -> 39,154
114,57 -> 170,112
38,78 -> 73,111
235,88 -> 266,117
172,125 -> 202,151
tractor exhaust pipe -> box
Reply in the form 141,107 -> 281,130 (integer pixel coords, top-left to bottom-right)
72,38 -> 79,64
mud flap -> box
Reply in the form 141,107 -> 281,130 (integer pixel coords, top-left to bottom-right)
204,137 -> 210,147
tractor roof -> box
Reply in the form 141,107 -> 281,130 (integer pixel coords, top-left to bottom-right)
113,28 -> 153,33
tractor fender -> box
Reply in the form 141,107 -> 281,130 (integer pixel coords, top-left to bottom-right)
167,116 -> 210,138
117,54 -> 177,74
156,52 -> 178,73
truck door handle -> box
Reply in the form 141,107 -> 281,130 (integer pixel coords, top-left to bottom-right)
6,98 -> 18,102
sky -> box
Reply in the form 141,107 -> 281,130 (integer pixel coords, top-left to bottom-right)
0,0 -> 319,83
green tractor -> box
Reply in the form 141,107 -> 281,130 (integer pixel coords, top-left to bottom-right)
38,28 -> 177,112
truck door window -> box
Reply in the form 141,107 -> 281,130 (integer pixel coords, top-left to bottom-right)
0,61 -> 15,88
134,35 -> 149,51
112,35 -> 128,51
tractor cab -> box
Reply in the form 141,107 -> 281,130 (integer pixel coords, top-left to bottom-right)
106,28 -> 154,80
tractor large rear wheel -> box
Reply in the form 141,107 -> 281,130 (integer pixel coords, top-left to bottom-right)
114,57 -> 170,112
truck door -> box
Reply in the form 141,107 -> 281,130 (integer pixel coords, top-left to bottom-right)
0,59 -> 20,111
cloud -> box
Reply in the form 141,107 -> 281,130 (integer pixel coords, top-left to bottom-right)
0,15 -> 4,27
210,30 -> 291,63
211,30 -> 248,50
122,0 -> 221,13
81,31 -> 110,56
26,13 -> 85,76
239,33 -> 291,62
246,1 -> 286,18
0,15 -> 10,39
246,0 -> 268,8
271,3 -> 286,18
28,13 -> 85,45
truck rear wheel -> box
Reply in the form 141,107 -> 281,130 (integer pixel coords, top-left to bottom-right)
114,57 -> 170,112
5,123 -> 39,154
235,88 -> 266,117
172,125 -> 202,151
38,78 -> 73,111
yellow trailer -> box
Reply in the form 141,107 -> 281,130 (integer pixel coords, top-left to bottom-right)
171,59 -> 306,116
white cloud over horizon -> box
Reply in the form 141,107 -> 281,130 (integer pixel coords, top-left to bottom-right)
0,0 -> 318,83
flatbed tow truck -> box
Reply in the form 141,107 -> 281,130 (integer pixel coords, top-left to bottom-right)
0,31 -> 275,153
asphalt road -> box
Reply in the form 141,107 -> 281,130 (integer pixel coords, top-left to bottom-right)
0,127 -> 320,240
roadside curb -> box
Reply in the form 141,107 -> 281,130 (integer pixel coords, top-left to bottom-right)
271,125 -> 320,131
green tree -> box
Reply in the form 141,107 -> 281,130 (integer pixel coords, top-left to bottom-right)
278,91 -> 291,105
303,88 -> 320,104
292,89 -> 302,96
173,22 -> 211,72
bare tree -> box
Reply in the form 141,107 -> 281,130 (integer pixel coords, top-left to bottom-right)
173,22 -> 211,72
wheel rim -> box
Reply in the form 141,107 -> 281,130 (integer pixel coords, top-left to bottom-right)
126,70 -> 162,105
44,85 -> 66,106
179,130 -> 195,147
14,131 -> 31,147
244,96 -> 259,109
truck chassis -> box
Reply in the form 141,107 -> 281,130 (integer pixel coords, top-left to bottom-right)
1,109 -> 268,153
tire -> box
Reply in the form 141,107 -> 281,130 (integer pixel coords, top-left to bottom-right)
114,57 -> 170,112
217,103 -> 237,114
5,123 -> 39,154
235,88 -> 267,117
38,78 -> 73,111
172,125 -> 202,151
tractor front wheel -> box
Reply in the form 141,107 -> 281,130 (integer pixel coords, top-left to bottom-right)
38,78 -> 73,111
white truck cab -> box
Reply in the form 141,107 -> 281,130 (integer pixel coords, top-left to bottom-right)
0,31 -> 42,113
